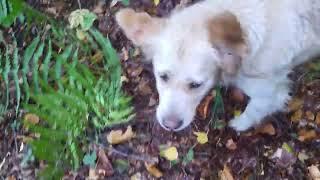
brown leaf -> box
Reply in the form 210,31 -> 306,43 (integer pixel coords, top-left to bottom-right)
97,149 -> 114,177
291,109 -> 303,123
197,95 -> 214,119
288,98 -> 303,112
107,126 -> 135,144
306,111 -> 315,121
225,139 -> 237,150
144,163 -> 163,178
6,176 -> 16,180
231,88 -> 245,102
308,165 -> 320,180
219,165 -> 234,180
24,113 -> 40,125
255,123 -> 276,136
298,129 -> 317,142
315,112 -> 320,126
121,47 -> 129,61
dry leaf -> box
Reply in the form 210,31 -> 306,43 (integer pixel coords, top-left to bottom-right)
288,98 -> 303,112
194,132 -> 208,144
298,152 -> 309,163
225,139 -> 237,150
162,147 -> 178,161
291,109 -> 303,123
298,129 -> 317,142
154,0 -> 160,6
255,123 -> 276,136
88,168 -> 99,180
315,112 -> 320,126
107,126 -> 135,144
97,149 -> 114,176
219,165 -> 234,180
308,165 -> 320,180
24,113 -> 40,125
231,88 -> 245,102
306,111 -> 315,121
197,95 -> 213,119
130,172 -> 142,180
144,163 -> 163,178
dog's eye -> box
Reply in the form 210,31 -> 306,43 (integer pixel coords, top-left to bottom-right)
189,82 -> 202,89
160,74 -> 169,82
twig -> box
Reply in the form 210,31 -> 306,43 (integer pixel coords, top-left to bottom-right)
77,0 -> 82,9
107,146 -> 158,164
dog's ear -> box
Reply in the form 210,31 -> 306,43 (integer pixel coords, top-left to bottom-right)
116,8 -> 165,46
208,11 -> 248,75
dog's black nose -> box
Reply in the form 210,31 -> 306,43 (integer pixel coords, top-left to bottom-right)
163,119 -> 183,130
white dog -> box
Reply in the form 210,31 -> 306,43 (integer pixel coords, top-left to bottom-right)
116,0 -> 320,131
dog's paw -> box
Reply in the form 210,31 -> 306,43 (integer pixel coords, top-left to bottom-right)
229,115 -> 254,132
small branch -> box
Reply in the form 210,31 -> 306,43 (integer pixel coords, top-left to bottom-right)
107,146 -> 159,164
77,0 -> 82,9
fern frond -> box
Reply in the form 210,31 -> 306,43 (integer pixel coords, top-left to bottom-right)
12,41 -> 20,113
22,36 -> 40,102
55,44 -> 73,91
32,41 -> 45,94
42,39 -> 52,84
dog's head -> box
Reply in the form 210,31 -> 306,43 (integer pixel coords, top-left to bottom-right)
116,8 -> 247,131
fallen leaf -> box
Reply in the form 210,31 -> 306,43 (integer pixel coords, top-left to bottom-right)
255,123 -> 276,136
88,168 -> 99,180
68,9 -> 97,31
306,111 -> 315,121
225,139 -> 237,150
194,132 -> 208,144
197,95 -> 213,119
114,159 -> 129,174
298,152 -> 309,163
234,110 -> 242,117
161,147 -> 178,161
24,113 -> 40,125
298,129 -> 317,142
308,165 -> 320,180
231,88 -> 245,102
107,126 -> 135,144
291,109 -> 303,123
144,163 -> 163,178
83,151 -> 97,167
288,98 -> 303,112
315,112 -> 320,126
271,147 -> 297,168
154,0 -> 160,6
282,143 -> 294,153
97,149 -> 114,176
219,165 -> 234,180
130,172 -> 142,180
182,148 -> 194,165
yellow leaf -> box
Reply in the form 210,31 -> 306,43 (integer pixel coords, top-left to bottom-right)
144,163 -> 163,178
194,132 -> 208,144
234,110 -> 242,117
162,147 -> 178,161
107,126 -> 135,144
24,113 -> 40,125
219,165 -> 234,180
291,109 -> 303,123
154,0 -> 160,6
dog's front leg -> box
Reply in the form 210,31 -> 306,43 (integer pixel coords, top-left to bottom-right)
229,78 -> 290,132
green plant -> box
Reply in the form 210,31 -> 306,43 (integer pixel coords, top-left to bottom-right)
0,2 -> 134,179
